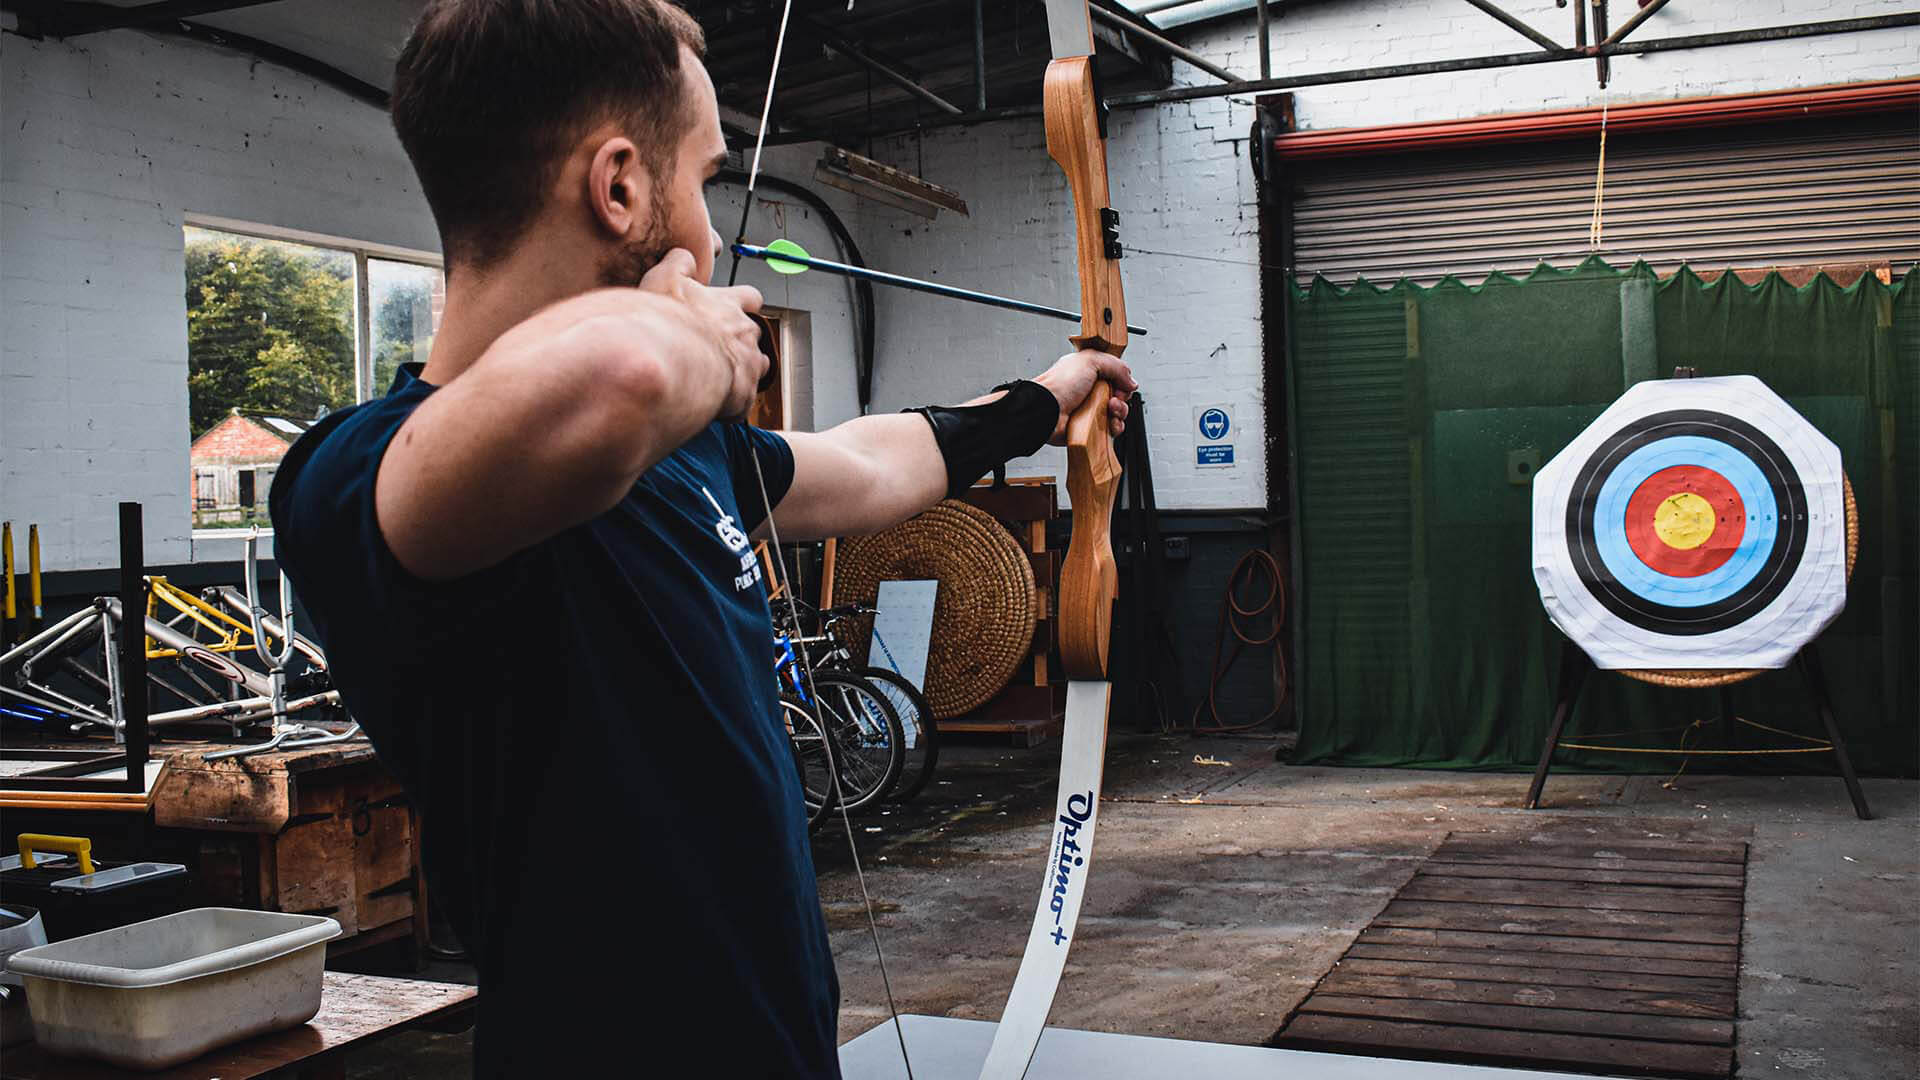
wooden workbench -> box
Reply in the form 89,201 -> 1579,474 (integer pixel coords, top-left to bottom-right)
1,971 -> 476,1079
2,737 -> 425,960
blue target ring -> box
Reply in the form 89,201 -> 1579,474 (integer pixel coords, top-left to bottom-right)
1565,410 -> 1809,635
1591,436 -> 1778,607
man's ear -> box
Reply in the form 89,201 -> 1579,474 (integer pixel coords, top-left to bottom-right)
587,135 -> 648,239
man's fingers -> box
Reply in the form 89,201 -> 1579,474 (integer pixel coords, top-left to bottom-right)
639,248 -> 698,293
720,284 -> 764,314
1078,348 -> 1136,395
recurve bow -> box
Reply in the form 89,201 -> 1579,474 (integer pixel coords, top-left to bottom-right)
976,2 -> 1126,1076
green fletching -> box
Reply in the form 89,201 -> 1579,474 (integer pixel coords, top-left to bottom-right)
764,237 -> 810,275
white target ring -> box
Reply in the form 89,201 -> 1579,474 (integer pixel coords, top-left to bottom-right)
1532,375 -> 1847,670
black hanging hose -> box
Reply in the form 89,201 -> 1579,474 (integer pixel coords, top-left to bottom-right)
1189,549 -> 1288,734
714,170 -> 878,412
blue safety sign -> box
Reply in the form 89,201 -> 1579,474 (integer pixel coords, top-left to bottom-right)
1198,408 -> 1231,441
1197,445 -> 1234,466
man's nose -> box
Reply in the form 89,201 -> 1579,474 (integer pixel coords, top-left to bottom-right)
709,228 -> 724,261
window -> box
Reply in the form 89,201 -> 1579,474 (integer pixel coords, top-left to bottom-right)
370,258 -> 443,397
183,221 -> 442,533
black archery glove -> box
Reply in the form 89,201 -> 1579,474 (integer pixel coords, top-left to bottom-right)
906,380 -> 1060,498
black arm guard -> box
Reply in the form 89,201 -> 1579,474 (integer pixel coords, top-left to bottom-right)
906,379 -> 1060,498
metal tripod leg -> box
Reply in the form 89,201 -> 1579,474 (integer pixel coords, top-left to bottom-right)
1526,638 -> 1591,810
1796,647 -> 1872,821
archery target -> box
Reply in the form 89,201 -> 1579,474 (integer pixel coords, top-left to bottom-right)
1532,376 -> 1846,670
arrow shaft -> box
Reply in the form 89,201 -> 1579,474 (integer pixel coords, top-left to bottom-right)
731,243 -> 1147,337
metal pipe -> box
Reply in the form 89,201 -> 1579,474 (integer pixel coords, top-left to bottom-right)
98,598 -> 275,698
27,524 -> 41,636
1255,0 -> 1272,81
1461,0 -> 1565,52
731,243 -> 1149,335
19,613 -> 100,682
99,609 -> 123,728
1574,0 -> 1588,49
973,0 -> 987,112
1602,0 -> 1673,47
1111,14 -> 1919,108
1594,0 -> 1611,87
1,673 -> 112,722
117,502 -> 148,776
1089,5 -> 1241,83
2,522 -> 13,647
205,716 -> 359,762
209,585 -> 326,669
151,690 -> 339,729
27,0 -> 286,37
0,606 -> 96,668
862,12 -> 1916,133
818,30 -> 965,116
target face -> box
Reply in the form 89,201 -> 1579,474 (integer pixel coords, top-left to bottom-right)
1533,376 -> 1846,670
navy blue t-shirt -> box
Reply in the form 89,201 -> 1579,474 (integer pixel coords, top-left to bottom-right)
269,365 -> 839,1078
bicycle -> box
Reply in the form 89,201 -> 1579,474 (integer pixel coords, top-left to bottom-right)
779,692 -> 836,832
774,599 -> 940,803
773,619 -> 903,815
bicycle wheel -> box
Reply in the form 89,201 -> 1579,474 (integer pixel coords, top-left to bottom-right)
809,669 -> 904,813
860,666 -> 940,802
780,694 -> 836,832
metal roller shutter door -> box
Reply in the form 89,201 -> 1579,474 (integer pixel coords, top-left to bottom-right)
1290,111 -> 1920,285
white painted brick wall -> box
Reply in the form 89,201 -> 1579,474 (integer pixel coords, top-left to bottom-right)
849,86 -> 1271,511
707,143 -> 877,428
3,28 -> 434,572
4,5 -> 1913,567
820,1 -> 1916,512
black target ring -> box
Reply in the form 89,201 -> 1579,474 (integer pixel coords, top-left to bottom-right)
1565,409 -> 1809,636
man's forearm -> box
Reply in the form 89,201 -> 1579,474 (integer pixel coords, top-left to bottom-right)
771,379 -> 1062,541
378,291 -> 733,579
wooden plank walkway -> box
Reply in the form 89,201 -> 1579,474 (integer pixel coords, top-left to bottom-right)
1269,830 -> 1747,1079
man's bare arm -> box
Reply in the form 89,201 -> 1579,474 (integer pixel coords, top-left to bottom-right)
768,350 -> 1134,541
378,259 -> 766,580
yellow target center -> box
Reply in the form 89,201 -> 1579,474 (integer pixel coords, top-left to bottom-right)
1653,492 -> 1716,550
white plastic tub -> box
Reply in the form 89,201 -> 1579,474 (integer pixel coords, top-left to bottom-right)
7,907 -> 341,1070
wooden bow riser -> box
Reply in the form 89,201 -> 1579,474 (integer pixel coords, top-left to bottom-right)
1044,55 -> 1124,681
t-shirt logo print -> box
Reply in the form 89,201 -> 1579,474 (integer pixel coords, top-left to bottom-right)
702,487 -> 762,592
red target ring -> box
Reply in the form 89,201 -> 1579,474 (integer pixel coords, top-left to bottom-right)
1622,465 -> 1745,577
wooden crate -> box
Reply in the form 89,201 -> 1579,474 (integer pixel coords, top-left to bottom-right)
157,744 -> 424,960
952,479 -> 1065,745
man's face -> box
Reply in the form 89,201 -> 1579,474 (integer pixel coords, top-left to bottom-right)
605,46 -> 728,287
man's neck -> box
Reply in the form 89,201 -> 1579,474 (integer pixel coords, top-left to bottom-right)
421,244 -> 596,386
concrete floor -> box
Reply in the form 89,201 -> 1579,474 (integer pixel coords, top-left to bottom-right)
347,735 -> 1919,1078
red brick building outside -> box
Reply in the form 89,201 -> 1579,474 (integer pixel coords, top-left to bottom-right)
188,411 -> 316,527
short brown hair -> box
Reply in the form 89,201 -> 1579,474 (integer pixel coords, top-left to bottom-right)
391,0 -> 706,267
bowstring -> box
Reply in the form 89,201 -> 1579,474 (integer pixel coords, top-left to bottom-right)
750,447 -> 914,1080
736,4 -> 915,1074
725,0 -> 795,288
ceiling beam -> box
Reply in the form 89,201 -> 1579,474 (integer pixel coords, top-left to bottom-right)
9,0 -> 286,38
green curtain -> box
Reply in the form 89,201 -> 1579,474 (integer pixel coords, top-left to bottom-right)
1287,259 -> 1918,776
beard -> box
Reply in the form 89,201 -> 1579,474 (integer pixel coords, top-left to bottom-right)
598,179 -> 680,288
598,217 -> 676,288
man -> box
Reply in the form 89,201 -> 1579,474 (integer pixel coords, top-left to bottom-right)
270,1 -> 1133,1076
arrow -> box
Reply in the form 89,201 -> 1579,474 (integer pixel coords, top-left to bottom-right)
732,240 -> 1147,337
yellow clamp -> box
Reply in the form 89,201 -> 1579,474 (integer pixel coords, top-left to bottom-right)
17,834 -> 95,875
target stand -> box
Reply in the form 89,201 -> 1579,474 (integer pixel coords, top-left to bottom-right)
1526,371 -> 1869,820
1525,634 -> 1872,820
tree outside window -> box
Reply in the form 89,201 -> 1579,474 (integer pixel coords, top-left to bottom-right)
185,227 -> 354,437
371,258 -> 442,396
184,225 -> 442,531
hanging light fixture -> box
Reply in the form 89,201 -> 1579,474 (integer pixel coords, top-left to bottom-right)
814,146 -> 969,219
